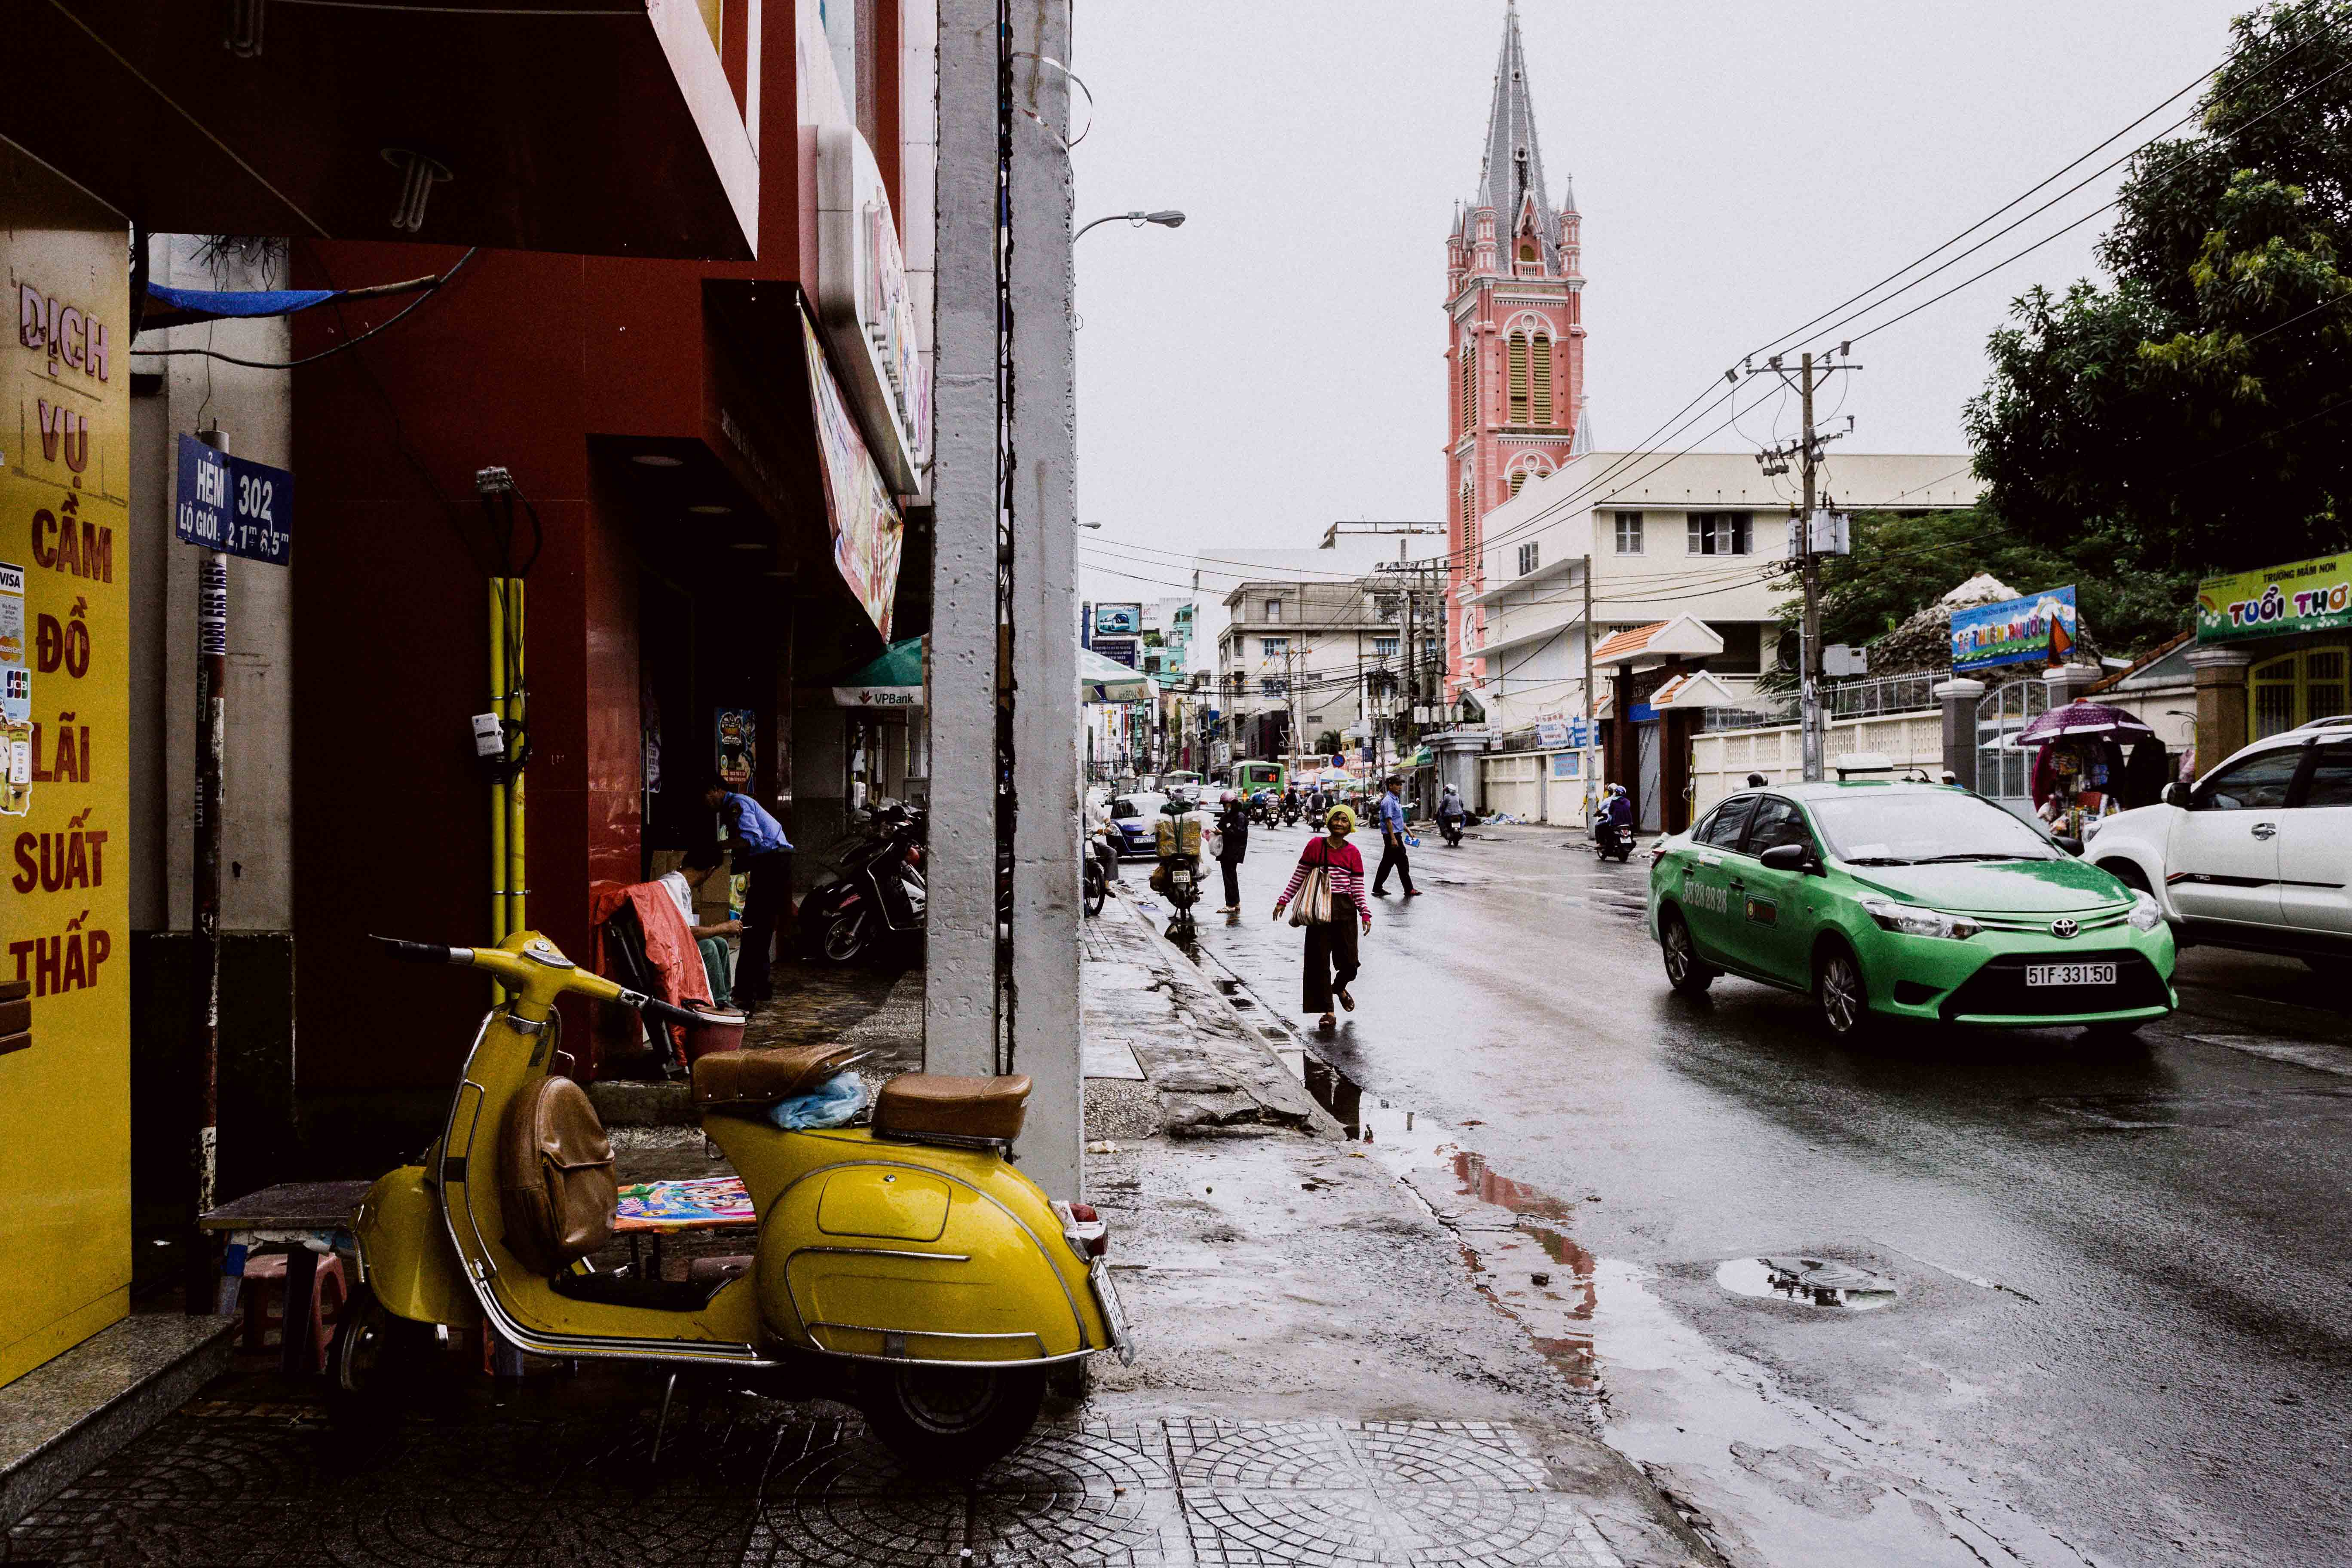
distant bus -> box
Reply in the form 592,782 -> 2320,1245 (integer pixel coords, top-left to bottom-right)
1233,760 -> 1286,796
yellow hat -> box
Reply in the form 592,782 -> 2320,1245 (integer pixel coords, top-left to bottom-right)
1325,805 -> 1356,831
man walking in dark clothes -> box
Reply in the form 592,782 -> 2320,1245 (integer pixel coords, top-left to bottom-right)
1370,774 -> 1419,897
704,772 -> 792,1004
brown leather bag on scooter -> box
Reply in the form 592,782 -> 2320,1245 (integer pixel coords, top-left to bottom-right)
499,1076 -> 619,1276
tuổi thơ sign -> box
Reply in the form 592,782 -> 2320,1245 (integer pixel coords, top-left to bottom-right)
174,435 -> 292,566
1949,585 -> 2077,673
2196,552 -> 2351,643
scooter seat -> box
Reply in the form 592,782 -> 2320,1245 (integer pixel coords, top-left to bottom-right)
693,1044 -> 869,1108
871,1073 -> 1031,1144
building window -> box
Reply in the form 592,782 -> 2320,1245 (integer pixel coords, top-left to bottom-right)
1263,597 -> 1283,622
1507,332 -> 1530,424
1614,511 -> 1643,554
1517,542 -> 1540,576
1508,469 -> 1529,499
1374,636 -> 1400,658
1261,637 -> 1288,657
1261,677 -> 1288,697
1531,333 -> 1553,426
1687,512 -> 1752,555
1460,345 -> 1476,434
1460,485 -> 1477,568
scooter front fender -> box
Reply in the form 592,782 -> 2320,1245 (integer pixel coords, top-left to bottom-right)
353,1165 -> 479,1328
744,1136 -> 1107,1366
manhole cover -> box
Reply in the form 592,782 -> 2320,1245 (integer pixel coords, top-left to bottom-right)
1717,1256 -> 1899,1310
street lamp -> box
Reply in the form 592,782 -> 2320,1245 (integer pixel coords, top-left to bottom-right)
1075,209 -> 1185,242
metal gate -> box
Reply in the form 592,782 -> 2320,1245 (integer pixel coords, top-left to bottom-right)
1637,723 -> 1662,833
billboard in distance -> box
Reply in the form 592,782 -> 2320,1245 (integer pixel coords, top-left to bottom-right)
1094,603 -> 1141,637
1949,585 -> 2077,673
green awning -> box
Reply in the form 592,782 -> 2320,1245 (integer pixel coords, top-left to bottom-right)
833,635 -> 925,709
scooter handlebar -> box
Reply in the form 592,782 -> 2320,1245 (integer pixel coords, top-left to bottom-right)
636,995 -> 704,1033
372,936 -> 467,966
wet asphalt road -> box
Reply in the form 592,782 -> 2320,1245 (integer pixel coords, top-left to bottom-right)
1161,823 -> 2352,1566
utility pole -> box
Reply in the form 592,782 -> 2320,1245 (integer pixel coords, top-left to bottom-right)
186,428 -> 227,1314
1751,347 -> 1858,783
1581,553 -> 1596,822
1799,352 -> 1824,784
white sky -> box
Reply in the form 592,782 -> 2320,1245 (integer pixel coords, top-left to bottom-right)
1071,0 -> 2248,615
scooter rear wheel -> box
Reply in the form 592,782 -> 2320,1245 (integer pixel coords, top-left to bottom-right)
856,1362 -> 1048,1475
821,907 -> 872,964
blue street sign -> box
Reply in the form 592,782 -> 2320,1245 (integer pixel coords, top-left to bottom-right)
175,434 -> 293,566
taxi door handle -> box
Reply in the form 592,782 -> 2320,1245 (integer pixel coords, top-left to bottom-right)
1726,877 -> 1746,890
2251,821 -> 2276,840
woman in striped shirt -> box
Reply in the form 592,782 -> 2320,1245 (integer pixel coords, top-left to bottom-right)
1273,806 -> 1373,1028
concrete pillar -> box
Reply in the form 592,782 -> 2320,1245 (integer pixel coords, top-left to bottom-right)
2043,663 -> 2101,707
924,0 -> 1003,1069
2187,646 -> 2254,775
1933,677 -> 1986,791
1004,1 -> 1083,1201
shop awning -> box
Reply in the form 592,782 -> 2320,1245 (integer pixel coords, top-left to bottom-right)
833,637 -> 925,710
1083,648 -> 1157,705
4,0 -> 756,258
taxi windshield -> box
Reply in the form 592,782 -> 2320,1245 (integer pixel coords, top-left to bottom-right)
1807,792 -> 2060,866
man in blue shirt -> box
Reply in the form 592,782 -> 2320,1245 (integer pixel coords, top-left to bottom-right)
1370,774 -> 1419,898
704,772 -> 793,1004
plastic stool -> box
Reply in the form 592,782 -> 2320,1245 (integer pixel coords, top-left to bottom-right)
238,1250 -> 348,1373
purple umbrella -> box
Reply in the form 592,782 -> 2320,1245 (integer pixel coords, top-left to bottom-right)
2016,699 -> 2156,747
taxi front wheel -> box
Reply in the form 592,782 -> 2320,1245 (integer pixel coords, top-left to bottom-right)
1815,942 -> 1867,1037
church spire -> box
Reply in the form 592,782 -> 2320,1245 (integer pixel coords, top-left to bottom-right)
1474,2 -> 1556,240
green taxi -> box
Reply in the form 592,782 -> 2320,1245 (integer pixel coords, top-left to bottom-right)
1646,781 -> 2176,1037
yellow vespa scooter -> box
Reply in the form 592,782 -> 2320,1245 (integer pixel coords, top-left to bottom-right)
333,930 -> 1130,1472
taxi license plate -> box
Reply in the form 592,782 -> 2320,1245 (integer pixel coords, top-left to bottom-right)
2026,962 -> 2116,987
1090,1259 -> 1136,1364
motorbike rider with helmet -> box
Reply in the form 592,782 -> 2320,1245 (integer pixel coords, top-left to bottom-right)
1595,782 -> 1635,855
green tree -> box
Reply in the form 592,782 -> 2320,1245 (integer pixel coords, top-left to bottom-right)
1966,0 -> 2352,579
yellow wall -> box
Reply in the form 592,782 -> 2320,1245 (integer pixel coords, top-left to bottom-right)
0,169 -> 132,1386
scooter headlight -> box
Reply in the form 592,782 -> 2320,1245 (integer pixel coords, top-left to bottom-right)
1858,895 -> 1981,941
2128,890 -> 2164,932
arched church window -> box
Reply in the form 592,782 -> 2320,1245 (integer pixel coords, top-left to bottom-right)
1532,333 -> 1553,426
1460,344 -> 1475,435
1507,333 -> 1529,424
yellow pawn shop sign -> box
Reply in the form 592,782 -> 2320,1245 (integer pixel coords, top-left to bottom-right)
1,187 -> 132,1386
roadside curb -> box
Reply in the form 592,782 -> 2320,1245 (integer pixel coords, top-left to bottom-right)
1088,889 -> 1340,1138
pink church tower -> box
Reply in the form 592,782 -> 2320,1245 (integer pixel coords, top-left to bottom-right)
1446,1 -> 1587,696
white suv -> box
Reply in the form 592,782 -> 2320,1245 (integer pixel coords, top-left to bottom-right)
2084,717 -> 2352,960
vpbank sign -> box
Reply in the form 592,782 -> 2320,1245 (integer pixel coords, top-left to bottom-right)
817,125 -> 931,496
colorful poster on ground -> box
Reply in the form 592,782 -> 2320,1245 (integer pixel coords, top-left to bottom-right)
1949,585 -> 2078,672
800,310 -> 905,639
2196,553 -> 2352,643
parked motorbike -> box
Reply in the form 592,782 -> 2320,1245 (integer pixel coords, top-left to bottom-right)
337,931 -> 1130,1472
1149,805 -> 1205,939
798,807 -> 926,963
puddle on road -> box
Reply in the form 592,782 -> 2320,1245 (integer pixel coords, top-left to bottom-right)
1716,1256 -> 1899,1311
1279,1045 -> 1600,1389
